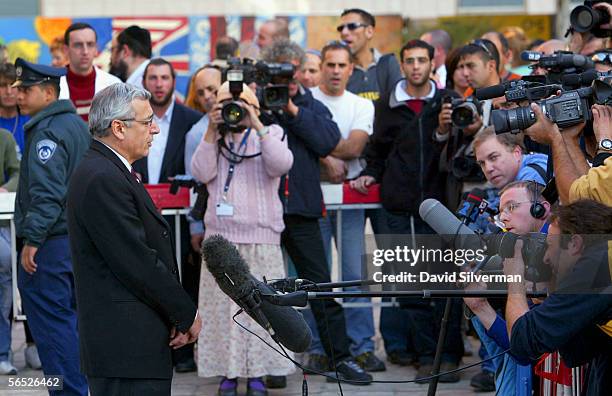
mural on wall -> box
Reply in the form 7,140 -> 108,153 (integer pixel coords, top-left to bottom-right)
0,14 -> 551,95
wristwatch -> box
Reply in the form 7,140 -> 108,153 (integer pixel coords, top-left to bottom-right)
598,138 -> 612,152
256,126 -> 269,138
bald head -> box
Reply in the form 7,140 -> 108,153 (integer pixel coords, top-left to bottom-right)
535,39 -> 566,55
257,19 -> 290,50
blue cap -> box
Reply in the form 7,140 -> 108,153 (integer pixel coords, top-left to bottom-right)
12,58 -> 66,88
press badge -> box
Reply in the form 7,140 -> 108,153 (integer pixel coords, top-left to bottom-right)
216,202 -> 234,217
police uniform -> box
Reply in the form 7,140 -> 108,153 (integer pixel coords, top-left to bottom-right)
13,58 -> 90,396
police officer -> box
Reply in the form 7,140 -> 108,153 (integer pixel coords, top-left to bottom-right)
13,58 -> 90,396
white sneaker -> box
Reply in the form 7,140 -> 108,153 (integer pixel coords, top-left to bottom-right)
25,345 -> 42,370
0,360 -> 17,375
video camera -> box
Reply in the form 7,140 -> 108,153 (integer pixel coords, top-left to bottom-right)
521,50 -> 595,84
491,78 -> 612,134
220,58 -> 295,130
570,0 -> 612,38
475,76 -> 562,103
443,96 -> 482,128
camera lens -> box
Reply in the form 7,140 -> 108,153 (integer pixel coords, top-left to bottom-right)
491,106 -> 536,134
221,102 -> 245,125
570,5 -> 608,33
451,104 -> 476,128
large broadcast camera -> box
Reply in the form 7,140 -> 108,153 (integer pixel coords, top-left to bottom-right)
491,76 -> 612,134
521,50 -> 595,84
570,0 -> 612,38
220,58 -> 295,131
475,76 -> 562,103
443,96 -> 482,128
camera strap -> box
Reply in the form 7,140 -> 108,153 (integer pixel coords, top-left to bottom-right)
222,129 -> 251,201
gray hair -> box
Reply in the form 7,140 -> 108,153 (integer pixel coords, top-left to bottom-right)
260,38 -> 306,67
427,29 -> 452,53
89,83 -> 150,138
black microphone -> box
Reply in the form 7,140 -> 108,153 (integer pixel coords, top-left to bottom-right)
202,235 -> 312,353
562,69 -> 599,87
474,84 -> 507,100
456,188 -> 487,225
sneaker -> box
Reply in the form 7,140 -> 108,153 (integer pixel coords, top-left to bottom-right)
264,375 -> 286,389
386,350 -> 415,366
470,371 -> 495,391
414,364 -> 433,384
326,358 -> 373,384
24,345 -> 42,370
218,378 -> 238,396
0,360 -> 17,375
354,351 -> 386,372
304,353 -> 330,374
247,377 -> 268,396
438,361 -> 460,383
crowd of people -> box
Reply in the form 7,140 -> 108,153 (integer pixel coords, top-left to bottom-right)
0,4 -> 611,396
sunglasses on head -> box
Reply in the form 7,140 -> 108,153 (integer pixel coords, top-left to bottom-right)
590,51 -> 612,64
470,39 -> 494,60
336,22 -> 369,33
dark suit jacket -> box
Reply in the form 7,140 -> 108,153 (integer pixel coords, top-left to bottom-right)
133,101 -> 202,183
66,140 -> 197,379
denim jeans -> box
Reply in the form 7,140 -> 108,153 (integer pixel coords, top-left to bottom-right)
0,227 -> 12,362
304,209 -> 375,356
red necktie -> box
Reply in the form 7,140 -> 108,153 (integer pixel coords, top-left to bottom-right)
130,168 -> 140,183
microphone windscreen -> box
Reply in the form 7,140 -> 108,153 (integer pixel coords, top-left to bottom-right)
256,280 -> 312,353
474,84 -> 506,100
202,234 -> 252,300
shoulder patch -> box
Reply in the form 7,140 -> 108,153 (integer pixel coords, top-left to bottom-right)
36,139 -> 57,164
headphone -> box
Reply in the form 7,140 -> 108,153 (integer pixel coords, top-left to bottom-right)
530,180 -> 547,219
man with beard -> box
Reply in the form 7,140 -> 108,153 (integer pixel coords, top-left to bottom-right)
59,23 -> 121,122
133,58 -> 202,373
352,39 -> 462,383
110,25 -> 152,89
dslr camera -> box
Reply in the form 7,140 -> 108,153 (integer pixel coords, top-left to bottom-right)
491,78 -> 612,134
484,231 -> 551,283
443,96 -> 482,128
570,0 -> 612,38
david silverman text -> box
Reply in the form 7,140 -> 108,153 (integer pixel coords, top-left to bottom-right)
372,271 -> 522,284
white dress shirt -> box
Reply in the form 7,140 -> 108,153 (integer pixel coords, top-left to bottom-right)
148,98 -> 175,184
126,59 -> 150,89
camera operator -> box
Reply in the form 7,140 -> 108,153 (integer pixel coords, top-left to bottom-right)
190,82 -> 295,395
524,103 -> 612,204
437,39 -> 502,211
464,181 -> 552,395
504,199 -> 612,396
352,39 -> 463,383
259,39 -> 373,384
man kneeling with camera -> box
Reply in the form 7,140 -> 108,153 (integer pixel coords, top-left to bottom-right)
504,199 -> 612,395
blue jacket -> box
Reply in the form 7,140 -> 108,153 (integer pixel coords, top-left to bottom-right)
272,87 -> 341,218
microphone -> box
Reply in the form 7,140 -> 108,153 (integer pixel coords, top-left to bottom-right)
562,69 -> 599,87
202,235 -> 312,353
456,188 -> 487,225
474,84 -> 507,100
419,198 -> 483,251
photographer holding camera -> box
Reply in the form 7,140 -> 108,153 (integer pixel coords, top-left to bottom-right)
258,39 -> 373,384
437,39 -> 502,211
190,81 -> 295,395
504,199 -> 612,395
523,102 -> 612,204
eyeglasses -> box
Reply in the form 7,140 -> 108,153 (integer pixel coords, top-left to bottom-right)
336,22 -> 369,33
324,40 -> 351,49
470,39 -> 494,60
499,201 -> 532,215
117,117 -> 155,128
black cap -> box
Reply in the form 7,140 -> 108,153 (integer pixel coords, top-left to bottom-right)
12,57 -> 66,88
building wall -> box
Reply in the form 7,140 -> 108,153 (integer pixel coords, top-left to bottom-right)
38,0 -> 558,18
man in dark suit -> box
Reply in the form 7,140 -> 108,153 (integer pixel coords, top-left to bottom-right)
133,58 -> 203,371
66,83 -> 202,396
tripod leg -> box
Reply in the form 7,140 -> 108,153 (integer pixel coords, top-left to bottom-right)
427,297 -> 452,396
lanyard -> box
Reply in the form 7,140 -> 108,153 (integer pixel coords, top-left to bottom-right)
222,129 -> 251,201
